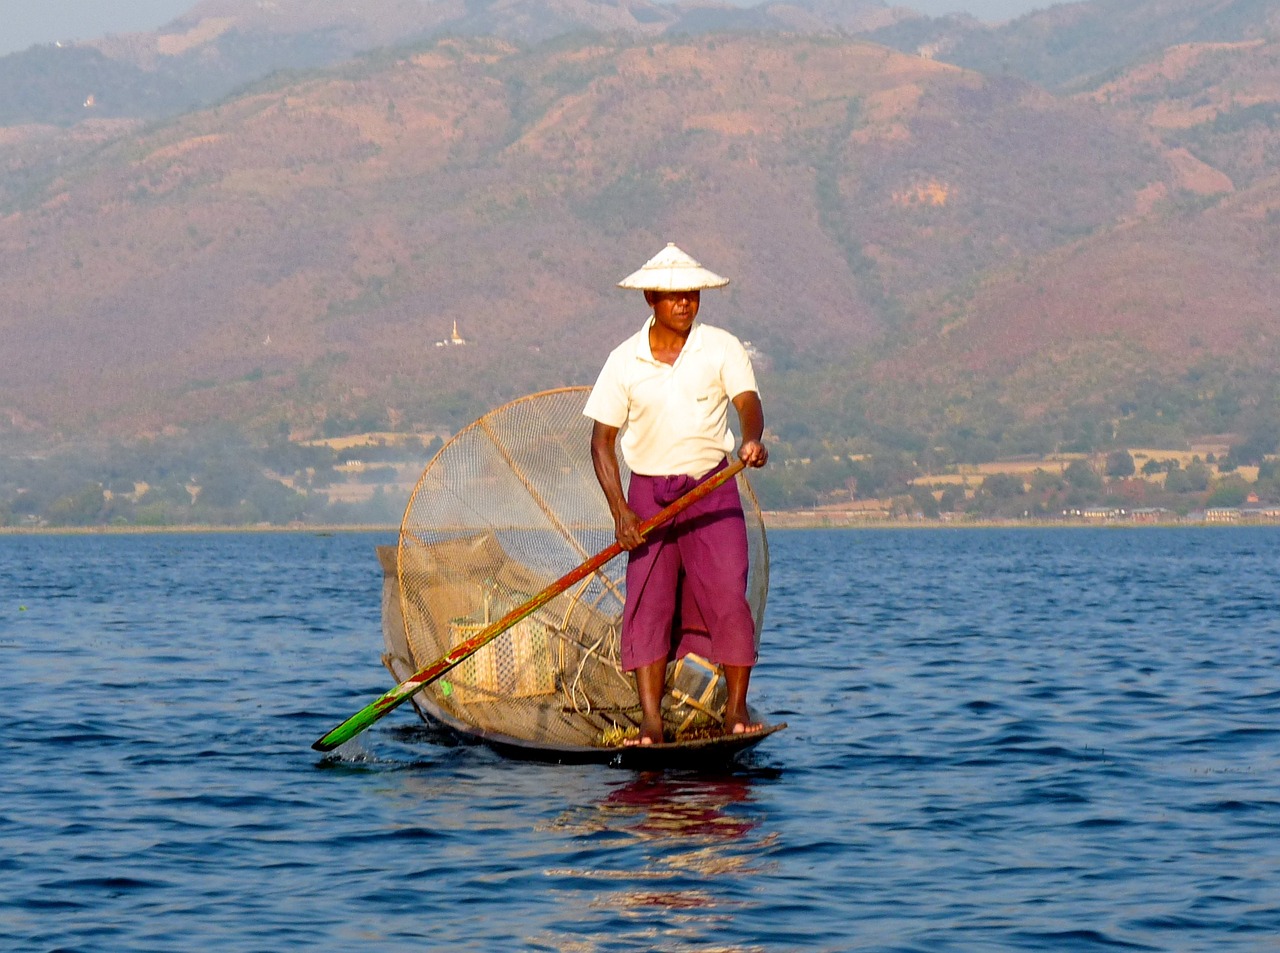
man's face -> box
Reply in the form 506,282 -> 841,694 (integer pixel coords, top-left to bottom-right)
645,289 -> 700,334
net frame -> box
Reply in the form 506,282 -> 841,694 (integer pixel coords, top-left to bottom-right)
391,386 -> 769,749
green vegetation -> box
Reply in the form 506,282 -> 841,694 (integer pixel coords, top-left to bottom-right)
742,362 -> 1280,516
1,391 -> 1276,528
749,445 -> 1277,521
0,428 -> 442,529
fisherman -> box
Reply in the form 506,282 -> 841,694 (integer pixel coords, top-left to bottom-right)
584,243 -> 769,746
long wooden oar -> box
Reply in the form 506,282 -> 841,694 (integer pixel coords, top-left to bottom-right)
312,459 -> 747,752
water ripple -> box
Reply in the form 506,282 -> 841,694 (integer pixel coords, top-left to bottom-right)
3,528 -> 1280,951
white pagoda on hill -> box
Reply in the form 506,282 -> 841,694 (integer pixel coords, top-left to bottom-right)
436,320 -> 467,347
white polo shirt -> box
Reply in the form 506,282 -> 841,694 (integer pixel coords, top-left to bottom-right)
584,318 -> 758,477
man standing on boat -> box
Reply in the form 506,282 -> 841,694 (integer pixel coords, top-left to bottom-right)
584,242 -> 769,746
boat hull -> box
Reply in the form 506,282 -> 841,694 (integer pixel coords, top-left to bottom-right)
406,687 -> 786,766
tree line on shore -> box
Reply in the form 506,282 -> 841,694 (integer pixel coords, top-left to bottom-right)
0,428 -> 442,529
3,428 -> 1276,529
752,448 -> 1280,521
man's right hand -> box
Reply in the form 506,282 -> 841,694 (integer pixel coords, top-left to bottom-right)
614,506 -> 645,550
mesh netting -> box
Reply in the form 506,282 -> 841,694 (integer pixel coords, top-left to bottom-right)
381,386 -> 769,750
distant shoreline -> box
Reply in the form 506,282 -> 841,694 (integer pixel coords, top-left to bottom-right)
2,517 -> 1276,536
0,524 -> 400,536
762,518 -> 1252,530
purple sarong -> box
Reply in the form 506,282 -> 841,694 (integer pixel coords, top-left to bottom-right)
621,459 -> 757,670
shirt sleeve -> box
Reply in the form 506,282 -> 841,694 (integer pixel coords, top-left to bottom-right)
582,352 -> 629,428
721,335 -> 758,401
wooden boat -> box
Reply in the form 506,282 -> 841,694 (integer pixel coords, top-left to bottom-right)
323,387 -> 783,766
376,544 -> 785,767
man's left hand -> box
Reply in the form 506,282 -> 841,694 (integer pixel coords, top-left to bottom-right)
739,440 -> 768,468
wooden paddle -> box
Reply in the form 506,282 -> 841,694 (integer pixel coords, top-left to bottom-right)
312,458 -> 747,752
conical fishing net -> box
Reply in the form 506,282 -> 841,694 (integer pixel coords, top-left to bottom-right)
379,386 -> 769,750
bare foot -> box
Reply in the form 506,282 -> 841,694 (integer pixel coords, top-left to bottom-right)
724,709 -> 763,735
623,715 -> 664,746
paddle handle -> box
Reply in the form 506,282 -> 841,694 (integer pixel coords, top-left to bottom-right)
312,458 -> 747,751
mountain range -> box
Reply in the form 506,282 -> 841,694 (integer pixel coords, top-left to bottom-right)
1,0 -> 1278,464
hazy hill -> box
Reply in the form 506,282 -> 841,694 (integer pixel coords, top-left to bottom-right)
863,168 -> 1280,445
0,0 -> 898,126
5,0 -> 1277,130
870,0 -> 1280,92
1087,34 -> 1280,192
1,3 -> 1278,466
0,29 -> 1199,443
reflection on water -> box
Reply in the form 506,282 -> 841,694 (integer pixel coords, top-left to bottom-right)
538,771 -> 779,951
579,773 -> 760,841
548,771 -> 769,848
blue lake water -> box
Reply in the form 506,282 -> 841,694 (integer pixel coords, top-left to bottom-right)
2,527 -> 1279,952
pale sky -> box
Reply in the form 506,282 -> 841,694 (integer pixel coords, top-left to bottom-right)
0,0 -> 1058,57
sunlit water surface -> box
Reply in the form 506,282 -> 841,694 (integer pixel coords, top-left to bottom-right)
2,528 -> 1279,951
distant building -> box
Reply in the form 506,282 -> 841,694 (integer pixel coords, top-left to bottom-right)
436,319 -> 468,348
1205,507 -> 1240,522
1131,507 -> 1169,523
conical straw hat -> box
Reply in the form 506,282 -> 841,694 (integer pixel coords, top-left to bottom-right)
616,242 -> 730,291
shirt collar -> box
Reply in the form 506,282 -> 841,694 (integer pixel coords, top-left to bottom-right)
633,316 -> 704,365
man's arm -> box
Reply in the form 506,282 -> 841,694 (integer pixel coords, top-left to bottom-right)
732,390 -> 768,468
590,420 -> 645,550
